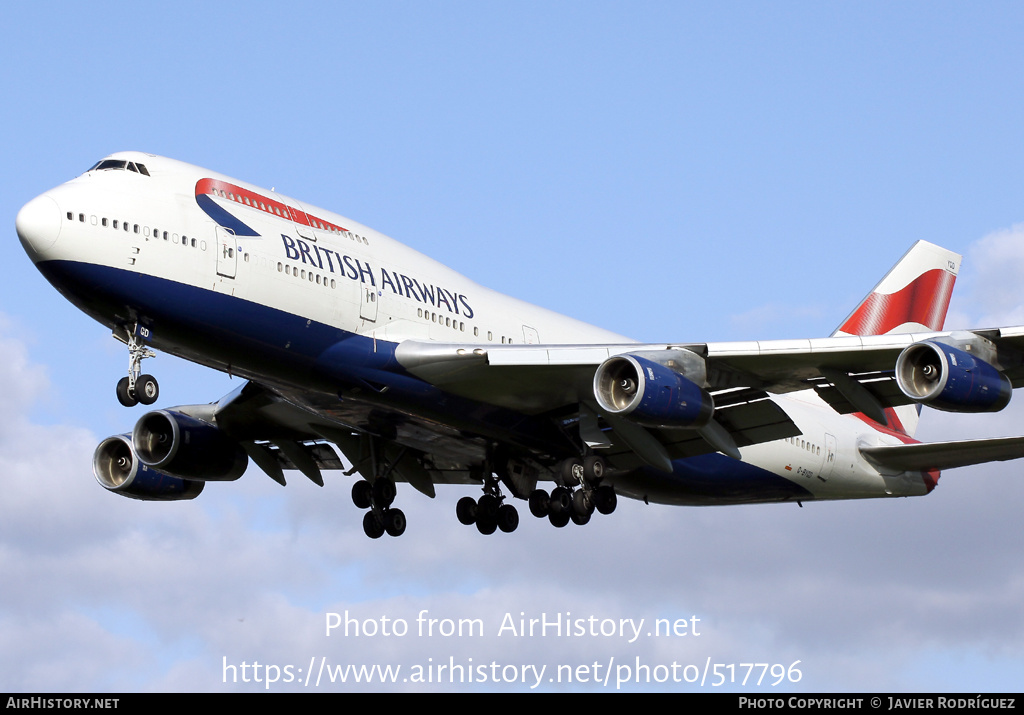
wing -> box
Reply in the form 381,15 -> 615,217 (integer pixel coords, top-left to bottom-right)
394,325 -> 1024,470
126,380 -> 486,500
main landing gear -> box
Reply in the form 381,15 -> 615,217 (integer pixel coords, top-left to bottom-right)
115,325 -> 159,408
455,473 -> 520,535
347,438 -> 415,539
352,477 -> 406,539
454,455 -> 616,535
527,456 -> 616,528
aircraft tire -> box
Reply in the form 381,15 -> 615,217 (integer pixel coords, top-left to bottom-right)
136,374 -> 159,405
595,485 -> 617,515
476,514 -> 497,535
456,496 -> 477,525
561,457 -> 585,484
352,480 -> 373,509
373,478 -> 396,508
548,509 -> 570,528
497,504 -> 519,533
572,488 -> 594,516
549,487 -> 571,515
363,511 -> 385,539
583,455 -> 605,481
528,489 -> 549,518
384,508 -> 407,537
116,377 -> 138,407
477,494 -> 500,522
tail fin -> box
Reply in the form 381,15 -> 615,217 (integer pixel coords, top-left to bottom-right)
833,240 -> 961,436
833,240 -> 960,338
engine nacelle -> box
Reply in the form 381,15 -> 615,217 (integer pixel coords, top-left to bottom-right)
132,410 -> 248,481
895,341 -> 1012,413
593,352 -> 714,428
93,434 -> 204,501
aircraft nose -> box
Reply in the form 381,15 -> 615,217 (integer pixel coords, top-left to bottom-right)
16,194 -> 62,260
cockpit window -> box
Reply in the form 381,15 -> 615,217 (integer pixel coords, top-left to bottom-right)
87,159 -> 149,175
90,159 -> 127,171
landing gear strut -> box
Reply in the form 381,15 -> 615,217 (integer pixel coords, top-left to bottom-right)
350,439 -> 408,539
456,471 -> 519,535
115,325 -> 159,407
528,455 -> 616,528
353,477 -> 406,539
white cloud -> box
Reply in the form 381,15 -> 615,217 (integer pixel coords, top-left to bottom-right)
951,223 -> 1024,328
3,226 -> 1024,695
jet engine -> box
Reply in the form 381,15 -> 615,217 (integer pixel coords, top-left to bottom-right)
895,340 -> 1012,413
593,351 -> 714,428
132,410 -> 248,481
93,434 -> 204,501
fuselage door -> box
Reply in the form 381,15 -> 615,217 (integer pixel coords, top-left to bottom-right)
523,325 -> 540,344
216,226 -> 237,279
821,433 -> 837,481
360,286 -> 379,322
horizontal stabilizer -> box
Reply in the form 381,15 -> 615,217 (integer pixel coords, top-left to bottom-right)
860,436 -> 1024,471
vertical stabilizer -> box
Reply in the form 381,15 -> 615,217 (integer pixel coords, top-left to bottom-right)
833,240 -> 961,436
833,240 -> 960,337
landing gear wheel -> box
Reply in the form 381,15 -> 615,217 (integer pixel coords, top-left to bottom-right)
352,480 -> 373,509
456,496 -> 478,525
548,509 -> 570,528
561,457 -> 585,484
384,508 -> 407,537
477,493 -> 500,522
116,377 -> 138,407
570,509 -> 591,526
528,489 -> 550,518
595,485 -> 617,515
372,478 -> 396,508
497,504 -> 519,533
476,514 -> 497,535
362,511 -> 385,539
572,488 -> 594,516
549,487 -> 571,515
583,455 -> 606,481
135,374 -> 159,405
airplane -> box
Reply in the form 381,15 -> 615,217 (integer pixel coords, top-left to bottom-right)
15,151 -> 1024,539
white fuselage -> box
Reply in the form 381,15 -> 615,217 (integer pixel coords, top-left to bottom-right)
17,152 -> 930,505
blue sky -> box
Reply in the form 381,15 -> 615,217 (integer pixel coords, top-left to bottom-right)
1,1 -> 1023,692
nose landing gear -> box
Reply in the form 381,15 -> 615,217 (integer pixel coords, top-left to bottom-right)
115,325 -> 159,407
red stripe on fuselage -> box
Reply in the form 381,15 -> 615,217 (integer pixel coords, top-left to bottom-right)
195,178 -> 349,234
855,409 -> 915,443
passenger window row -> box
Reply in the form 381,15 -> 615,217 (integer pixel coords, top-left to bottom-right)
785,436 -> 821,456
66,210 -> 206,250
276,261 -> 337,290
203,185 -> 369,245
417,307 -> 466,333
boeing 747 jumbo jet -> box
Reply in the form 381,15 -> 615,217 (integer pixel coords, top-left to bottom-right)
15,152 -> 1024,538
